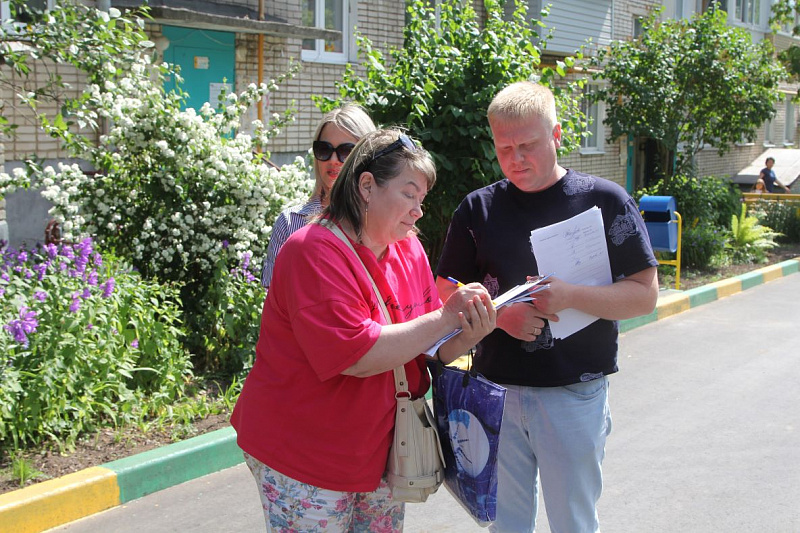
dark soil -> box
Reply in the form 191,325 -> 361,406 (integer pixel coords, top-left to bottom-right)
662,242 -> 800,290
2,243 -> 799,496
0,411 -> 231,495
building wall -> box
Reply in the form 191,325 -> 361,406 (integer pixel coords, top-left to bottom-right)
1,60 -> 97,162
234,0 -> 406,163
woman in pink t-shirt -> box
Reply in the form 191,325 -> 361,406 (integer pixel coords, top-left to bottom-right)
231,129 -> 496,532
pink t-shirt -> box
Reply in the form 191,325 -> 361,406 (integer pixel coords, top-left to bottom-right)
231,222 -> 442,492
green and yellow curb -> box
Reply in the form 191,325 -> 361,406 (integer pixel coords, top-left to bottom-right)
619,257 -> 799,333
1,257 -> 799,533
0,427 -> 241,533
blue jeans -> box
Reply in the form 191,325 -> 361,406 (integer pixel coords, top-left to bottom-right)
489,378 -> 612,533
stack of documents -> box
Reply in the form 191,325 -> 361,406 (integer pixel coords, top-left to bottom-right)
424,275 -> 552,356
492,274 -> 552,309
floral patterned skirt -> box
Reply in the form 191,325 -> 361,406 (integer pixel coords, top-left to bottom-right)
243,452 -> 404,532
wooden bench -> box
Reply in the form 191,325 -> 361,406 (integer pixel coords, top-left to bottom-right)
742,192 -> 800,217
742,192 -> 800,205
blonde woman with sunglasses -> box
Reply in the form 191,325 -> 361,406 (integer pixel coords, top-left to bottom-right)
260,104 -> 376,288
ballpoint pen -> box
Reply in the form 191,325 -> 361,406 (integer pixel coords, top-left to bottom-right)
445,276 -> 465,287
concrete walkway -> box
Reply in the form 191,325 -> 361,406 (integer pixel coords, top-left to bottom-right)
0,257 -> 798,533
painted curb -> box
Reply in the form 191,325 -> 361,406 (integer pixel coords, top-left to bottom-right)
104,426 -> 240,503
1,257 -> 798,533
618,257 -> 800,333
0,467 -> 119,533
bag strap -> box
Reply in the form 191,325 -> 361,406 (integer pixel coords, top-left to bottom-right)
322,220 -> 410,396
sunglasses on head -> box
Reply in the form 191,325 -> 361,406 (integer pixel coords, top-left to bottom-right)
312,141 -> 356,163
357,134 -> 417,175
369,134 -> 417,164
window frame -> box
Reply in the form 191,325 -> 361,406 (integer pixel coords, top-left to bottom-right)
301,0 -> 351,65
1,0 -> 55,22
784,95 -> 796,146
733,0 -> 760,25
579,82 -> 605,155
764,118 -> 775,146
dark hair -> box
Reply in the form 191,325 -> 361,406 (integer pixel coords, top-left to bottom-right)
319,129 -> 436,239
766,157 -> 776,164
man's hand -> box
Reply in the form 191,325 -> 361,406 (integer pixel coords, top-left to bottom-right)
496,301 -> 559,342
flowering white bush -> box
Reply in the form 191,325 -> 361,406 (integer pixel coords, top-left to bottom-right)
0,29 -> 312,285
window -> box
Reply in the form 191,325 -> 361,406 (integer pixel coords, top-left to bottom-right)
302,0 -> 350,64
734,0 -> 760,25
784,96 -> 796,145
764,118 -> 774,146
580,84 -> 605,153
697,0 -> 728,13
1,0 -> 53,23
633,16 -> 645,38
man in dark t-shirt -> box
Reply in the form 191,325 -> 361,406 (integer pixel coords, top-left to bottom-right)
436,82 -> 659,533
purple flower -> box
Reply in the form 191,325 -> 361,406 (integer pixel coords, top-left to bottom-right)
59,263 -> 67,272
17,251 -> 28,263
82,287 -> 92,299
34,290 -> 47,302
1,272 -> 8,282
131,339 -> 139,348
33,263 -> 47,281
24,269 -> 33,279
241,251 -> 252,271
4,306 -> 39,347
74,238 -> 93,275
222,240 -> 229,249
45,243 -> 58,259
101,277 -> 115,298
87,269 -> 99,286
69,297 -> 81,313
0,286 -> 5,297
86,323 -> 93,330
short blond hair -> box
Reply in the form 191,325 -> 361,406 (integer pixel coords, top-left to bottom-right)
487,81 -> 557,132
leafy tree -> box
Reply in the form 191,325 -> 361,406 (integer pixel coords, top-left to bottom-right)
316,0 -> 585,262
770,0 -> 800,82
589,7 -> 785,177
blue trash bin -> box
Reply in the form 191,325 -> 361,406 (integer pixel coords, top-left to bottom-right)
639,195 -> 678,253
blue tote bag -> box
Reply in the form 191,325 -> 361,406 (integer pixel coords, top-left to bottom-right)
428,360 -> 506,526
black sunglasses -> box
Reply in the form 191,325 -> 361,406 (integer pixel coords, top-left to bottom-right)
312,141 -> 356,163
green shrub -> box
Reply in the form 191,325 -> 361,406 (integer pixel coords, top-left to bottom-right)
681,222 -> 728,270
317,0 -> 585,263
727,204 -> 781,264
751,200 -> 800,243
0,239 -> 191,452
187,246 -> 265,378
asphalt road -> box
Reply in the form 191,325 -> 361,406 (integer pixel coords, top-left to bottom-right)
53,275 -> 800,532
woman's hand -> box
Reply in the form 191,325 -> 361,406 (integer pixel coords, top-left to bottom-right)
457,293 -> 496,345
442,283 -> 492,329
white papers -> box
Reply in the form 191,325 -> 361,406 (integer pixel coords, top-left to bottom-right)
530,206 -> 612,339
424,328 -> 461,357
424,276 -> 552,356
492,275 -> 552,309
